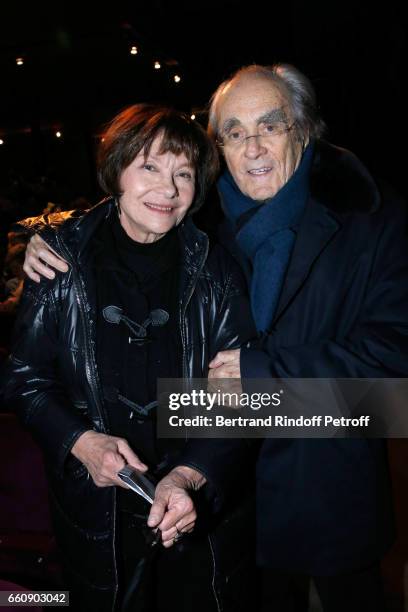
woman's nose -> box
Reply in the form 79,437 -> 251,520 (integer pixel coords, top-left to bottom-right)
160,175 -> 178,198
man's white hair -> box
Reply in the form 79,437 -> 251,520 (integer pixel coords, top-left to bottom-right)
208,63 -> 326,141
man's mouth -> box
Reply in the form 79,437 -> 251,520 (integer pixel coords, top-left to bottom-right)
247,167 -> 272,175
144,202 -> 175,213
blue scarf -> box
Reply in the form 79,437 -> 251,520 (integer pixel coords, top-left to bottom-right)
218,143 -> 314,332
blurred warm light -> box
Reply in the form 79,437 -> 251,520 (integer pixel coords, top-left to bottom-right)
101,137 -> 105,142
56,131 -> 62,138
154,61 -> 161,69
16,57 -> 24,66
190,114 -> 196,120
174,74 -> 181,83
130,46 -> 138,55
0,139 -> 4,145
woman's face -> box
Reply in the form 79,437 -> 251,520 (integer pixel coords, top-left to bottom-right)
118,135 -> 196,243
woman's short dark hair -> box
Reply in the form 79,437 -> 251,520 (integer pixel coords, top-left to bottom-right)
98,104 -> 219,213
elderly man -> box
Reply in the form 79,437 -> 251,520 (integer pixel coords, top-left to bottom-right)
205,64 -> 408,611
20,64 -> 408,611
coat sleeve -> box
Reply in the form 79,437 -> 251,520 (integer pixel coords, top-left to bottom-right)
241,199 -> 408,379
2,277 -> 91,477
176,248 -> 257,511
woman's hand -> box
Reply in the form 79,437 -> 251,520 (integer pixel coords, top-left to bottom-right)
148,466 -> 206,548
23,234 -> 69,283
71,430 -> 148,487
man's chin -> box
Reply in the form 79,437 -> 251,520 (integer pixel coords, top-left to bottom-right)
245,188 -> 278,202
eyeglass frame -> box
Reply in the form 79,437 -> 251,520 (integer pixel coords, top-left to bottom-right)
216,120 -> 298,148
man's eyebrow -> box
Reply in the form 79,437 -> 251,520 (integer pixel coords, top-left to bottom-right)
221,118 -> 241,134
257,108 -> 289,124
221,108 -> 289,134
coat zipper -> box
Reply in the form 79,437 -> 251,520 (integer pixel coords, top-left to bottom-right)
55,235 -> 119,611
179,239 -> 209,379
208,534 -> 222,612
179,238 -> 221,612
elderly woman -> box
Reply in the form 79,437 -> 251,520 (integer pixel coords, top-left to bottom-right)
4,105 -> 256,612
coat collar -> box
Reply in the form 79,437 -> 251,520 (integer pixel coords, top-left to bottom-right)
309,140 -> 381,216
216,141 -> 382,326
273,199 -> 340,321
19,197 -> 208,268
273,141 -> 381,322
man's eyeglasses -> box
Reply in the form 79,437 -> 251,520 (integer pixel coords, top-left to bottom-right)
217,121 -> 296,148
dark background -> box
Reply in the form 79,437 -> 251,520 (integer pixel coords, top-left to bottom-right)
1,3 -> 408,607
0,0 -> 407,206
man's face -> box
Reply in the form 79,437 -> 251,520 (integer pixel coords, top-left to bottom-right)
216,75 -> 306,201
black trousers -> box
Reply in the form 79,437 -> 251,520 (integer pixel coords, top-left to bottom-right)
260,564 -> 386,612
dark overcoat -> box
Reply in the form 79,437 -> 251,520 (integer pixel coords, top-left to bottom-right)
220,141 -> 408,575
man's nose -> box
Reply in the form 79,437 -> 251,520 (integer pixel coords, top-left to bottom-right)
243,135 -> 267,158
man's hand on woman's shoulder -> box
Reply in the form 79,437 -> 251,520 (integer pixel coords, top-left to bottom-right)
24,234 -> 69,282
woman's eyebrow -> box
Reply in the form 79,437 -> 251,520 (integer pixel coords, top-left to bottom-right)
257,108 -> 289,124
176,162 -> 195,171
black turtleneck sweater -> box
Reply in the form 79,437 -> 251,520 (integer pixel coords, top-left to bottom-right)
92,212 -> 182,473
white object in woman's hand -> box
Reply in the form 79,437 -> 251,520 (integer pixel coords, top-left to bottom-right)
23,234 -> 69,283
71,430 -> 148,488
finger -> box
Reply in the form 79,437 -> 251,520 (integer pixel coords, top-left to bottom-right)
32,235 -> 70,272
208,367 -> 224,380
161,521 -> 195,548
160,517 -> 195,543
160,526 -> 178,543
89,464 -> 124,488
147,496 -> 167,528
24,259 -> 55,280
223,367 -> 241,379
208,352 -> 224,368
38,250 -> 69,272
23,267 -> 41,283
212,364 -> 240,379
158,504 -> 195,533
98,464 -> 129,488
116,439 -> 148,472
24,253 -> 55,278
98,449 -> 127,485
161,528 -> 186,548
176,518 -> 195,533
